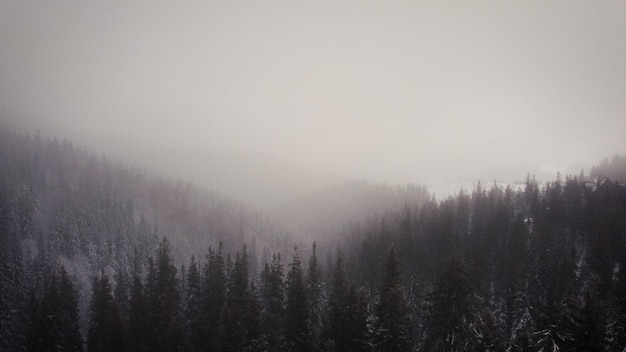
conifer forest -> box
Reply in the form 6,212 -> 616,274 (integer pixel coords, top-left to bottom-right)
2,1 -> 626,351
2,127 -> 626,352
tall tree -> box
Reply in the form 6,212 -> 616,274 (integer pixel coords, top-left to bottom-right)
285,246 -> 309,352
185,256 -> 203,352
87,271 -> 125,352
307,242 -> 325,352
202,244 -> 227,351
374,245 -> 412,352
128,266 -> 150,352
153,237 -> 185,352
26,267 -> 84,352
322,255 -> 370,352
261,253 -> 285,350
422,256 -> 479,352
57,267 -> 84,352
218,245 -> 259,351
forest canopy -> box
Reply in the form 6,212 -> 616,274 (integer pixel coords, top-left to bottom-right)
1,128 -> 626,351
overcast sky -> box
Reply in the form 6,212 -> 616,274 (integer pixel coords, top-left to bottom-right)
1,1 -> 625,184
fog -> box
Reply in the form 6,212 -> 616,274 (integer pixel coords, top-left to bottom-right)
2,1 -> 625,192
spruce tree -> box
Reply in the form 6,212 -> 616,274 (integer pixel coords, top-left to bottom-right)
128,268 -> 150,352
422,256 -> 478,352
285,246 -> 309,352
307,242 -> 325,352
261,253 -> 285,350
87,271 -> 125,352
322,255 -> 370,352
202,244 -> 226,351
218,245 -> 259,351
25,267 -> 84,352
57,267 -> 84,352
153,237 -> 185,352
374,245 -> 412,352
185,256 -> 203,352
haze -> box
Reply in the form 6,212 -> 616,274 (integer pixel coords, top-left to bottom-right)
2,1 -> 625,188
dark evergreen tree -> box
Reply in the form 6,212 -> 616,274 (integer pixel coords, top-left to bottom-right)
202,244 -> 227,351
609,262 -> 626,351
185,256 -> 203,352
0,182 -> 29,351
556,291 -> 605,352
285,246 -> 309,352
113,267 -> 131,329
422,256 -> 478,352
218,245 -> 259,351
307,242 -> 325,352
87,271 -> 125,352
153,237 -> 185,352
128,266 -> 150,352
26,267 -> 84,352
144,257 -> 160,352
261,252 -> 285,350
374,245 -> 412,352
57,267 -> 84,352
322,255 -> 370,352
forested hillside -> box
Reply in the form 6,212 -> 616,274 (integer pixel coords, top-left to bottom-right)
0,128 -> 295,349
2,128 -> 626,351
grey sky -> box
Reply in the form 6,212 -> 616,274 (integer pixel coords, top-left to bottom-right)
1,1 -> 625,184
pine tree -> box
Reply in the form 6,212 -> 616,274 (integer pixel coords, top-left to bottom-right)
609,263 -> 626,351
153,237 -> 185,352
128,267 -> 150,352
202,244 -> 227,351
185,256 -> 203,352
261,252 -> 285,350
144,257 -> 159,352
113,267 -> 131,329
557,291 -> 605,352
218,245 -> 259,351
307,242 -> 325,352
285,246 -> 309,352
374,245 -> 412,352
27,274 -> 59,352
87,271 -> 125,352
422,256 -> 478,352
26,267 -> 84,352
322,255 -> 370,352
57,267 -> 84,352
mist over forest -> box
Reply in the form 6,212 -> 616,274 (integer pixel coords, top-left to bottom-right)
2,1 -> 626,351
2,124 -> 626,351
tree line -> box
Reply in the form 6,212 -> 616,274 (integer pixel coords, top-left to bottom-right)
23,238 -> 411,352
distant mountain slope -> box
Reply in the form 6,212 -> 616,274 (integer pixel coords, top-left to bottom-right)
0,127 -> 298,330
5,114 -> 347,209
590,154 -> 626,182
272,180 -> 430,241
